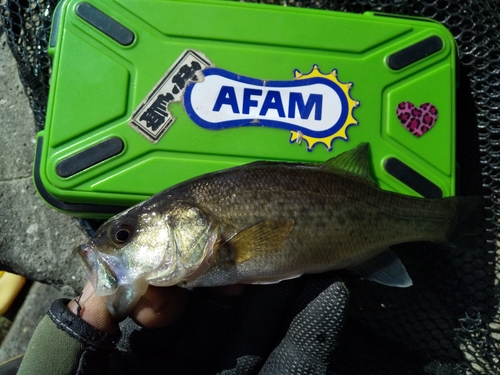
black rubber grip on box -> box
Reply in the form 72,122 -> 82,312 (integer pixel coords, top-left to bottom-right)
387,36 -> 443,70
76,2 -> 134,46
56,137 -> 124,178
384,157 -> 442,199
34,137 -> 128,215
49,1 -> 63,48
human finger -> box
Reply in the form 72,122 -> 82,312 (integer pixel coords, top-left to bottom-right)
130,286 -> 189,329
130,284 -> 247,329
67,281 -> 119,334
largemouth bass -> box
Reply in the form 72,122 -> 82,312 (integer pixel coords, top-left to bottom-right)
76,144 -> 482,319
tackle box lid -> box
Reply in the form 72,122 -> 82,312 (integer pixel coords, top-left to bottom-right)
34,0 -> 457,217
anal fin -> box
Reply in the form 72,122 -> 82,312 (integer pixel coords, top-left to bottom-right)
348,250 -> 413,288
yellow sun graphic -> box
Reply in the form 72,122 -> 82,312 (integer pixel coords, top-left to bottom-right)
290,65 -> 359,151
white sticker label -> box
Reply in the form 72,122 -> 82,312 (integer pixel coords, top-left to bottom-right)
129,50 -> 213,143
184,66 -> 360,151
185,71 -> 343,132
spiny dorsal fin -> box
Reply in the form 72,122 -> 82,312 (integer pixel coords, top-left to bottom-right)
226,219 -> 294,263
323,143 -> 376,183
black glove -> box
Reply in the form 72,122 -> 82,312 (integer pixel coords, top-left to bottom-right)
16,274 -> 348,375
257,281 -> 347,375
112,274 -> 348,375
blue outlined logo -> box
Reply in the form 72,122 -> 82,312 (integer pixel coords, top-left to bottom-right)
184,65 -> 359,151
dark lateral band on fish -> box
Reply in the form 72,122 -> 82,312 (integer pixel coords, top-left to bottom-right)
74,143 -> 484,319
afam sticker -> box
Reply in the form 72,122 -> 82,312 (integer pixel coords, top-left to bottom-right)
184,65 -> 359,151
130,50 -> 359,150
129,50 -> 213,142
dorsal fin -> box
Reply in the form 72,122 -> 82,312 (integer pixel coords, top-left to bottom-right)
323,143 -> 376,183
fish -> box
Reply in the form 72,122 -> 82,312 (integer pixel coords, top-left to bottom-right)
75,143 -> 483,319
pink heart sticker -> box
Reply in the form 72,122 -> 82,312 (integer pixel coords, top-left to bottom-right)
396,102 -> 438,137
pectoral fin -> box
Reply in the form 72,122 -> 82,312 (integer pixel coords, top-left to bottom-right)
348,250 -> 413,288
226,219 -> 294,263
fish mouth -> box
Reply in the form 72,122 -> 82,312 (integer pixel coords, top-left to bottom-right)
75,243 -> 119,297
75,243 -> 97,279
74,244 -> 147,320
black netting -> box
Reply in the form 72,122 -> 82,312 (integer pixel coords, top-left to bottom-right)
1,0 -> 499,374
0,0 -> 57,131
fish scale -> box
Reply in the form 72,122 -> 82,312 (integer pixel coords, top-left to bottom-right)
75,144 -> 481,318
181,163 -> 457,287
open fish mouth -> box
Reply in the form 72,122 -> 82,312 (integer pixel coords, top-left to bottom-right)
74,243 -> 121,297
75,243 -> 149,320
75,243 -> 98,280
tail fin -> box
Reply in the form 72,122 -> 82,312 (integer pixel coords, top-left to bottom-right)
447,196 -> 486,251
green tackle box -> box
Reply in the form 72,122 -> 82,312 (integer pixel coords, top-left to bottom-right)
34,0 -> 457,217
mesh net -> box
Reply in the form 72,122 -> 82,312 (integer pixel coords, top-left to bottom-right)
0,0 -> 57,132
1,0 -> 499,373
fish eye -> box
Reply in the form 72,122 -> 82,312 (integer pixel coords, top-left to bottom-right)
111,224 -> 133,244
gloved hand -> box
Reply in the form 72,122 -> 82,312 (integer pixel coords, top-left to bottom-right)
114,274 -> 349,375
223,280 -> 348,375
18,273 -> 348,375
